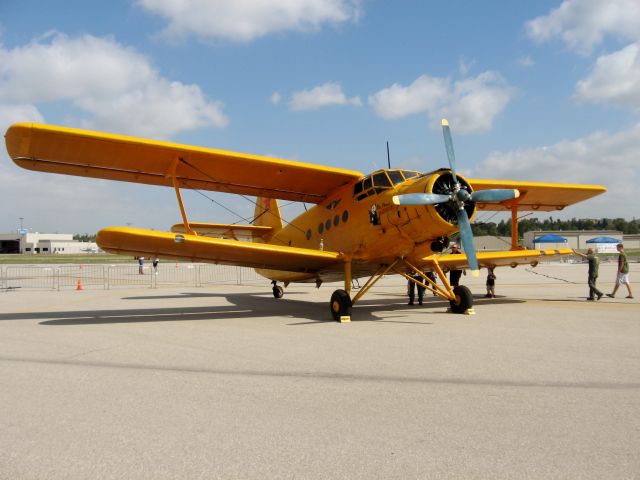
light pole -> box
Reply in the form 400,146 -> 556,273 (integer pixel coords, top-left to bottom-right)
19,217 -> 24,231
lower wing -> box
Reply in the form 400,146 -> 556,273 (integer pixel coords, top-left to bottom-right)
97,227 -> 341,272
421,248 -> 572,270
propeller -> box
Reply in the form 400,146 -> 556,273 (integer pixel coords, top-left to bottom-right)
392,119 -> 520,276
392,193 -> 450,205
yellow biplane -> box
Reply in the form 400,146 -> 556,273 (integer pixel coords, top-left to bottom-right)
5,120 -> 605,320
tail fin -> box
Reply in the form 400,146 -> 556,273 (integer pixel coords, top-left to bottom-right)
253,197 -> 283,242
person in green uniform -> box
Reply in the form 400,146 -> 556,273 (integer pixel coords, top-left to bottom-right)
606,243 -> 633,299
573,248 -> 603,300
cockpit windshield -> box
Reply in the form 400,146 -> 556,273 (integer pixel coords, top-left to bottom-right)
353,169 -> 422,200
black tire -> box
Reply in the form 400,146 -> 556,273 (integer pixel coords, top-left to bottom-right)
449,285 -> 473,313
272,285 -> 284,298
330,289 -> 352,321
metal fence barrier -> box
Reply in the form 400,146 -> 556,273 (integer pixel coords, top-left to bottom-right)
0,264 -> 266,290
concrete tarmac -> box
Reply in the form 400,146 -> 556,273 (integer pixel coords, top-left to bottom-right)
0,262 -> 638,479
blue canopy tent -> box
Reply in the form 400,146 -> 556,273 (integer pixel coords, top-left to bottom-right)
533,234 -> 567,243
586,236 -> 620,244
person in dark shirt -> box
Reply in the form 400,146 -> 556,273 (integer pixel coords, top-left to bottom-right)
573,248 -> 603,301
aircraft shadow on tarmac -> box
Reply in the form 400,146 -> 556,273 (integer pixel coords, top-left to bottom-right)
0,291 -> 522,326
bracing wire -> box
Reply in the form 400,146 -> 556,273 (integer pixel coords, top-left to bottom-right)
177,158 -> 309,236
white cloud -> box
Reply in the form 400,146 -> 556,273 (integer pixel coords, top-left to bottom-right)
526,0 -> 640,55
270,92 -> 282,105
0,104 -> 44,129
472,124 -> 640,219
574,42 -> 640,109
288,82 -> 362,111
368,75 -> 448,120
368,72 -> 514,134
0,32 -> 228,138
137,0 -> 362,43
516,55 -> 535,67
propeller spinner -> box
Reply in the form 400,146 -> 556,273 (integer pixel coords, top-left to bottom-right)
392,119 -> 519,275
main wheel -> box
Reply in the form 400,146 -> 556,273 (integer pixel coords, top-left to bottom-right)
330,289 -> 352,321
449,285 -> 473,313
272,285 -> 284,298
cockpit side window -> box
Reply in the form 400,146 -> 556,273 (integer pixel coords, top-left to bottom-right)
387,170 -> 404,185
372,172 -> 392,188
402,170 -> 419,179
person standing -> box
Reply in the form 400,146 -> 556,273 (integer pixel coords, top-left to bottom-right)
138,256 -> 145,275
573,248 -> 603,301
408,273 -> 426,305
152,257 -> 159,275
485,267 -> 496,298
449,244 -> 465,287
607,244 -> 633,299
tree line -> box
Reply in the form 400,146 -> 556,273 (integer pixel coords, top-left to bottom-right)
73,217 -> 639,242
472,217 -> 639,237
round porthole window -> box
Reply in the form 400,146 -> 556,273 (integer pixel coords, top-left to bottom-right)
342,210 -> 349,223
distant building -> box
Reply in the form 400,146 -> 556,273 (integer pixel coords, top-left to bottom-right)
0,231 -> 100,254
473,236 -> 513,251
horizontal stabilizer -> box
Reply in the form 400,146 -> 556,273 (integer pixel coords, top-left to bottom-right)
171,223 -> 273,241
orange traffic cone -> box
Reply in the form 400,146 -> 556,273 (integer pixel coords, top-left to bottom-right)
76,279 -> 83,291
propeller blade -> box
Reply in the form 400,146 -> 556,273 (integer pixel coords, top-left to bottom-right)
456,208 -> 480,276
470,189 -> 520,203
441,119 -> 458,183
392,193 -> 451,205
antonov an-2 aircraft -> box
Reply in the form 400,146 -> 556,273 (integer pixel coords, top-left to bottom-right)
5,121 -> 605,320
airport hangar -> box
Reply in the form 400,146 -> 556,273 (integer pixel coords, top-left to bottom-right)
0,231 -> 100,255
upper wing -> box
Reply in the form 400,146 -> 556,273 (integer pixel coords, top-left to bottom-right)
5,123 -> 363,203
468,179 -> 606,211
97,227 -> 342,272
422,248 -> 573,270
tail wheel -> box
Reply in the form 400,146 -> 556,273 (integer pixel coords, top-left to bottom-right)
449,285 -> 473,313
330,289 -> 352,321
272,285 -> 284,298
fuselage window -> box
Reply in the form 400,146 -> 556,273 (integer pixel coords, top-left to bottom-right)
333,214 -> 339,226
353,181 -> 363,196
363,176 -> 373,191
342,210 -> 349,223
325,219 -> 331,231
318,223 -> 324,234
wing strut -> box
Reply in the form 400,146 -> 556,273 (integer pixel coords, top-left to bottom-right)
511,205 -> 519,250
166,157 -> 195,236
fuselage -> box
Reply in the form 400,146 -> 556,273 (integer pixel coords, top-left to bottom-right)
256,168 -> 476,283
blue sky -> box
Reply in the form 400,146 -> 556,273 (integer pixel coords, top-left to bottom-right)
1,0 -> 639,234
